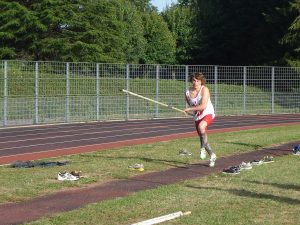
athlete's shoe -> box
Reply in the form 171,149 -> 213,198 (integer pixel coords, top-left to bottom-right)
222,166 -> 240,175
179,149 -> 192,156
57,172 -> 79,181
263,156 -> 274,164
200,148 -> 206,160
209,153 -> 217,167
239,162 -> 252,170
128,163 -> 144,171
250,159 -> 263,166
293,144 -> 300,155
70,170 -> 82,177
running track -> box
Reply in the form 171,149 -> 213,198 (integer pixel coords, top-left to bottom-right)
1,114 -> 300,165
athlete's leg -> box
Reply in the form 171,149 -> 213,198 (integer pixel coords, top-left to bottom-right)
197,115 -> 216,167
198,120 -> 213,156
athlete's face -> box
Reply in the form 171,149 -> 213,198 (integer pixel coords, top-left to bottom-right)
192,78 -> 201,87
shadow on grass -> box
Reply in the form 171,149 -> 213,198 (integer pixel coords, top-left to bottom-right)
78,154 -> 192,168
245,180 -> 300,191
186,185 -> 300,205
224,141 -> 262,149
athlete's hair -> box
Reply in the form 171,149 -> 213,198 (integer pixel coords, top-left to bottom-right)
189,72 -> 206,85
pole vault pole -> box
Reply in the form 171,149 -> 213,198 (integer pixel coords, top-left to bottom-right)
131,211 -> 191,225
121,89 -> 188,115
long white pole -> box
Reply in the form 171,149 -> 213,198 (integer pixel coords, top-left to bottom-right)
131,211 -> 191,225
121,89 -> 187,114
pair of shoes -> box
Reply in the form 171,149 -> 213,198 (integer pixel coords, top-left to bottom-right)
179,149 -> 192,156
263,156 -> 274,164
222,166 -> 240,175
200,148 -> 206,160
250,159 -> 263,166
57,172 -> 79,181
128,163 -> 144,172
239,162 -> 252,170
209,153 -> 217,167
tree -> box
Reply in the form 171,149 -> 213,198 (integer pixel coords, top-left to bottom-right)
118,1 -> 147,63
31,0 -> 126,62
190,0 -> 295,66
0,0 -> 45,59
162,3 -> 194,64
142,11 -> 176,64
281,0 -> 300,66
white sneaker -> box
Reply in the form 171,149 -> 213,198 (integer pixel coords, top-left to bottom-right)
209,153 -> 217,167
239,162 -> 252,170
200,148 -> 206,160
128,163 -> 144,171
57,172 -> 79,181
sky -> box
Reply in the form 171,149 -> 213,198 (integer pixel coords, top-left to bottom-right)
151,0 -> 177,12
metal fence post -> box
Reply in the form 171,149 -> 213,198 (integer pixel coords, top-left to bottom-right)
243,66 -> 247,114
125,64 -> 129,120
34,62 -> 39,124
3,61 -> 7,127
271,67 -> 275,113
96,63 -> 100,121
155,65 -> 159,117
185,65 -> 189,108
214,66 -> 218,113
66,62 -> 69,122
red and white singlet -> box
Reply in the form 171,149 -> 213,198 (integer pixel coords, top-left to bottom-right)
185,86 -> 215,121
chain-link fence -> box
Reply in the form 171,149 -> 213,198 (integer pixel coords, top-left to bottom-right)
0,60 -> 299,127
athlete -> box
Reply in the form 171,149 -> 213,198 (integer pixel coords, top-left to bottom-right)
184,72 -> 216,167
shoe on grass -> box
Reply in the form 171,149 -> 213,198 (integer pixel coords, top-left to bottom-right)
239,162 -> 252,170
179,149 -> 192,156
57,172 -> 79,181
263,156 -> 274,164
250,159 -> 263,166
128,163 -> 144,171
293,144 -> 300,155
222,166 -> 240,175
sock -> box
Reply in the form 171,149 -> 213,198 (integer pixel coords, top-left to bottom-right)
199,135 -> 204,148
205,143 -> 213,156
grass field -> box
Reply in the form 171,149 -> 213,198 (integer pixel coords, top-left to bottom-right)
0,125 -> 299,224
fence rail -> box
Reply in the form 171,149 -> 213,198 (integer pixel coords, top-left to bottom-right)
0,60 -> 299,127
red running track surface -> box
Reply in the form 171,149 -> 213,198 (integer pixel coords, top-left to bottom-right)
0,114 -> 300,165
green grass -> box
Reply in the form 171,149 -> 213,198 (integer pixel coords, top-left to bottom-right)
29,155 -> 299,225
0,125 -> 299,224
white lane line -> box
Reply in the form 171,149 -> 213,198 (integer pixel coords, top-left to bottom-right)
0,120 -> 191,139
0,126 -> 193,152
0,131 -> 196,160
0,125 -> 168,144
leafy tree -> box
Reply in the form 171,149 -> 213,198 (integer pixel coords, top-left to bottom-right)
118,1 -> 147,63
0,0 -> 45,59
142,11 -> 176,64
281,0 -> 300,66
127,0 -> 156,12
31,0 -> 126,62
190,0 -> 295,66
162,3 -> 194,64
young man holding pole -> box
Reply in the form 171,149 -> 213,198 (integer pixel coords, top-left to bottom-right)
184,72 -> 217,167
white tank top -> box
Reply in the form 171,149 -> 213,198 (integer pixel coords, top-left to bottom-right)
185,86 -> 215,121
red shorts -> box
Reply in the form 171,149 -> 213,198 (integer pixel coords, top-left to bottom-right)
195,114 -> 214,135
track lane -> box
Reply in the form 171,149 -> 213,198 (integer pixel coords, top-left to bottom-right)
1,114 -> 300,164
